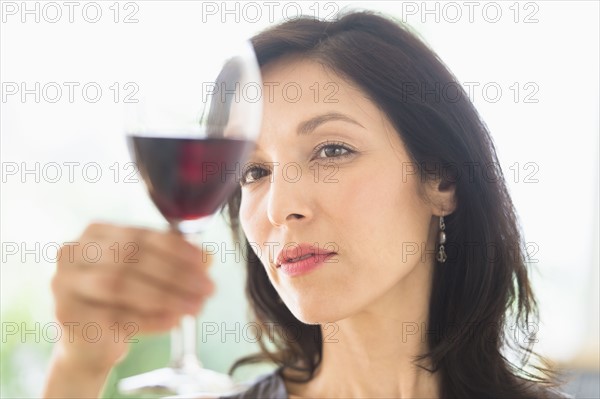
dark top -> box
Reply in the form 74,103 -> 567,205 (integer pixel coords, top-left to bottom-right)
219,369 -> 574,399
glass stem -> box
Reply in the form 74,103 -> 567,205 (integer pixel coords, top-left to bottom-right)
168,226 -> 203,371
170,315 -> 202,370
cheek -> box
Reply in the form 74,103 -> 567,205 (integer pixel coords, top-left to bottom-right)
239,191 -> 271,261
239,193 -> 258,241
322,163 -> 388,221
330,165 -> 430,265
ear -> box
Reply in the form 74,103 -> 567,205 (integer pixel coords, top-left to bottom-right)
425,178 -> 457,216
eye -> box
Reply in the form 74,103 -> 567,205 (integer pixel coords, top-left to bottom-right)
240,163 -> 270,186
314,142 -> 354,160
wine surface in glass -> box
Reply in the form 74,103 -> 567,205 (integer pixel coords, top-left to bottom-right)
128,135 -> 252,221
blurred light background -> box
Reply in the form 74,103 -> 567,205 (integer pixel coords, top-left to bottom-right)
1,1 -> 598,397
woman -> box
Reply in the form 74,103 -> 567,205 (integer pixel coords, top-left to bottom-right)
44,11 -> 567,399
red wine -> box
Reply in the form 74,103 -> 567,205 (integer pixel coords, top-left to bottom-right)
128,136 -> 253,221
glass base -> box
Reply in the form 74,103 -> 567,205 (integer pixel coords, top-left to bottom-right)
118,366 -> 241,397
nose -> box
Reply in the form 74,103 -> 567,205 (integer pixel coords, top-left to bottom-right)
266,165 -> 312,227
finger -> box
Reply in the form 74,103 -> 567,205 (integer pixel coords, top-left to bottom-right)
127,246 -> 215,299
70,266 -> 207,316
73,224 -> 214,297
84,223 -> 206,270
55,292 -> 182,335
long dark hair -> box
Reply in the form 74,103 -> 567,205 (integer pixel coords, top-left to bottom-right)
225,11 -> 560,398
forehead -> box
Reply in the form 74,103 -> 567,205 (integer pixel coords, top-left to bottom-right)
258,57 -> 382,138
261,56 -> 336,84
261,57 -> 361,107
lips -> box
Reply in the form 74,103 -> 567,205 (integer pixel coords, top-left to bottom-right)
275,243 -> 336,268
278,253 -> 336,277
275,243 -> 338,277
287,253 -> 313,262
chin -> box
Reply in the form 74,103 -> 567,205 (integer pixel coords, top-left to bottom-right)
285,298 -> 354,326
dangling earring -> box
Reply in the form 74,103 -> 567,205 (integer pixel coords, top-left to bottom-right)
437,215 -> 447,263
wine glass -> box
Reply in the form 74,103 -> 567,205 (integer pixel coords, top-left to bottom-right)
118,40 -> 262,397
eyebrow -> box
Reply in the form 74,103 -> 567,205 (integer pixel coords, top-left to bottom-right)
251,112 -> 365,155
296,112 -> 365,135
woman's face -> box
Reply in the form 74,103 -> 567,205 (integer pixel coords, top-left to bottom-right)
239,57 -> 440,324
